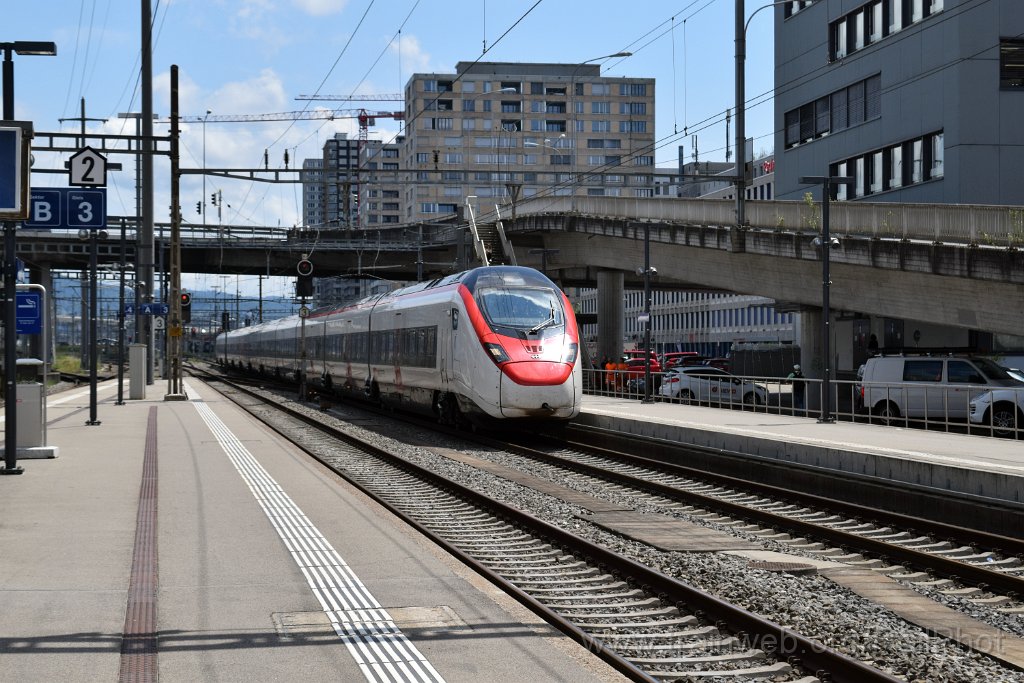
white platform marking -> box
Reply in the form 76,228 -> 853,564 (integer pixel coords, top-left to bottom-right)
188,388 -> 446,683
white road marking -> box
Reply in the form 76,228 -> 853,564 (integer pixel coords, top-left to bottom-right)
187,385 -> 446,683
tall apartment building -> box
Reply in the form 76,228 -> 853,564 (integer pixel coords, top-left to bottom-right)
402,61 -> 656,221
358,137 -> 405,226
301,133 -> 361,228
775,0 -> 1024,204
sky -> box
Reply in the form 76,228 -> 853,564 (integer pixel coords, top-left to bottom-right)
5,0 -> 776,302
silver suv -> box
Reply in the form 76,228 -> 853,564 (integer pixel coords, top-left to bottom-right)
860,355 -> 1022,424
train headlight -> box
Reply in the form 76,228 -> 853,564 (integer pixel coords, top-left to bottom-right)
561,343 -> 578,364
484,342 -> 510,364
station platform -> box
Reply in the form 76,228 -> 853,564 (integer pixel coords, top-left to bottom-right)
578,394 -> 1024,507
0,379 -> 624,683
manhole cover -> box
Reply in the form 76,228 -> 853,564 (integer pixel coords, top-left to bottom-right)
747,560 -> 817,575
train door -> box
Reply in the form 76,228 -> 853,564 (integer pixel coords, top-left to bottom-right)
450,307 -> 467,387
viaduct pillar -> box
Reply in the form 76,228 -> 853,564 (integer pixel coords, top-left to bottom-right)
596,270 -> 625,366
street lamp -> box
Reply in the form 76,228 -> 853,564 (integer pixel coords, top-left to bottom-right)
2,40 -> 57,475
735,1 -> 790,232
799,174 -> 853,424
569,51 -> 632,210
636,223 -> 657,404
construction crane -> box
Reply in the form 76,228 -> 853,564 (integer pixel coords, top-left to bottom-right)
295,94 -> 404,102
173,108 -> 405,144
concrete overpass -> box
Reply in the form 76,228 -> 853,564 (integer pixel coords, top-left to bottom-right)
13,195 -> 1024,363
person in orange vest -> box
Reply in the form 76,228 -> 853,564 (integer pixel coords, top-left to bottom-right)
604,358 -> 616,392
615,358 -> 628,392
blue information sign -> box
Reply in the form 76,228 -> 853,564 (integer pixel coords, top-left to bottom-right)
22,187 -> 106,230
0,128 -> 19,212
16,291 -> 42,334
139,303 -> 169,315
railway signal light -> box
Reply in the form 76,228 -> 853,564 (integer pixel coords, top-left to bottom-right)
296,259 -> 314,298
196,201 -> 201,214
181,292 -> 192,323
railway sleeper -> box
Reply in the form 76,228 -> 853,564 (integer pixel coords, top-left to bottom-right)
457,538 -> 547,550
595,624 -> 718,641
628,648 -> 768,667
567,606 -> 681,621
481,556 -> 574,568
582,615 -> 699,630
515,573 -> 615,586
647,663 -> 798,681
621,636 -> 742,653
537,589 -> 646,605
495,563 -> 594,577
470,549 -> 563,560
527,581 -> 627,593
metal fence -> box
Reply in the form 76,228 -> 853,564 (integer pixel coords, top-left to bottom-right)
582,368 -> 1022,439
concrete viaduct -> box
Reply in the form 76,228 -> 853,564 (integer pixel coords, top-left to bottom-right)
14,195 -> 1024,370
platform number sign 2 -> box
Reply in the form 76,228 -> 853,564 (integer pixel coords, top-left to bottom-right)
69,147 -> 108,187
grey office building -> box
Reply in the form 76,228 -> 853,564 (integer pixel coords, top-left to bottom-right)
775,0 -> 1024,205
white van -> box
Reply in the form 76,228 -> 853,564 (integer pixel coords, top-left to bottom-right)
859,355 -> 1022,423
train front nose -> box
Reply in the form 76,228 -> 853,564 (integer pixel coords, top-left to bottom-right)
498,362 -> 578,418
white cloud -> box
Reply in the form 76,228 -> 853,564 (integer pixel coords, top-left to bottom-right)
292,0 -> 349,16
389,33 -> 436,75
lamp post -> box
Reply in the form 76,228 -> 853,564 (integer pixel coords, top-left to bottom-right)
637,223 -> 656,404
2,40 -> 57,475
798,174 -> 853,424
569,52 -> 632,210
735,1 -> 790,233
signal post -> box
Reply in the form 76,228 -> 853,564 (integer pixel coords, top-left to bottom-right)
164,65 -> 186,400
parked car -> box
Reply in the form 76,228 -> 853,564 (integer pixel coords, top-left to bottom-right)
662,352 -> 703,369
860,355 -> 1022,424
969,387 -> 1024,437
622,357 -> 661,391
658,366 -> 767,405
1003,367 -> 1024,384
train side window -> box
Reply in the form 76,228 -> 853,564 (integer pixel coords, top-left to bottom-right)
452,308 -> 459,330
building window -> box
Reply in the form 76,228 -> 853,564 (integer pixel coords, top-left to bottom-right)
462,81 -> 476,93
619,121 -> 647,133
416,152 -> 429,164
592,120 -> 610,132
546,120 -> 567,133
619,83 -> 647,96
870,151 -> 883,193
911,138 -> 923,183
530,81 -> 544,95
545,101 -> 566,114
500,81 -> 521,93
620,102 -> 646,115
931,133 -> 944,177
438,80 -> 452,92
462,99 -> 475,112
501,101 -> 521,113
501,119 -> 521,132
1000,39 -> 1024,89
592,101 -> 610,114
592,83 -> 610,96
889,145 -> 903,188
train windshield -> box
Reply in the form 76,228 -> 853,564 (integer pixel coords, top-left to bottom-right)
477,286 -> 564,336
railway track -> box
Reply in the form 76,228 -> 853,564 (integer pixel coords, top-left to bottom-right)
490,431 -> 1024,609
195,370 -> 897,683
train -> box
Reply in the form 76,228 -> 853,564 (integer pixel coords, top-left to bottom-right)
215,266 -> 583,425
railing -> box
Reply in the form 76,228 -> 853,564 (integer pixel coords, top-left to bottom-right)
513,195 -> 1024,249
582,368 -> 1023,439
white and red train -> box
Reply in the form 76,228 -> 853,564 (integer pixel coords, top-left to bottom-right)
215,266 -> 582,425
